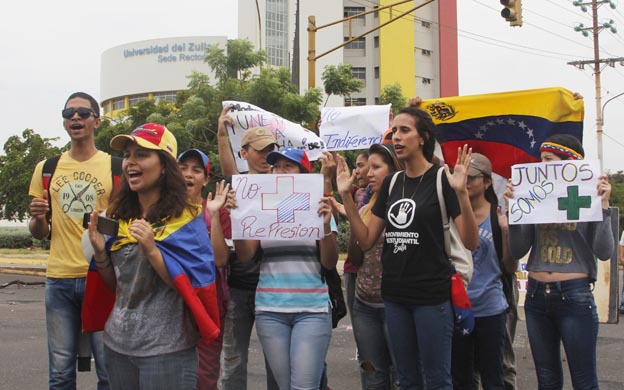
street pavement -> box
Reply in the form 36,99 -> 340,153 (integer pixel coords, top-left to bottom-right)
1,272 -> 623,389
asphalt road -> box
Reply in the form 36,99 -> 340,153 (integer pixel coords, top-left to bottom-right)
1,273 -> 623,390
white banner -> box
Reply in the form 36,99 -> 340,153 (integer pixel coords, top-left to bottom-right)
222,101 -> 327,172
319,104 -> 390,151
508,160 -> 602,225
230,174 -> 324,240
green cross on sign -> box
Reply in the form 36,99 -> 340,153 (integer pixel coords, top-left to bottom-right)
558,185 -> 591,220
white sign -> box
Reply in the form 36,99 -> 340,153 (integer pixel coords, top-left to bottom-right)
222,101 -> 327,172
508,160 -> 602,225
319,104 -> 390,151
230,174 -> 324,240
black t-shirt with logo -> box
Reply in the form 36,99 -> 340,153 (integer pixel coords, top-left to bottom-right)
372,166 -> 460,305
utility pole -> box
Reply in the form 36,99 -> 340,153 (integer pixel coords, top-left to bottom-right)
568,0 -> 618,172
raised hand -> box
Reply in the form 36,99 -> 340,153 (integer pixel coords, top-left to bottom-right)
597,175 -> 611,209
503,180 -> 515,212
335,154 -> 356,196
318,197 -> 333,225
206,180 -> 231,216
87,211 -> 106,256
445,144 -> 471,193
129,219 -> 157,256
217,104 -> 235,137
318,151 -> 337,180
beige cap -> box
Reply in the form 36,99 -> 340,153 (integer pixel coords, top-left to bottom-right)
241,127 -> 278,151
468,153 -> 492,176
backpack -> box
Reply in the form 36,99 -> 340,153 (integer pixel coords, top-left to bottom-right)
42,154 -> 123,237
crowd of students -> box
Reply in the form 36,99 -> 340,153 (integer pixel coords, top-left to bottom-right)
30,92 -> 614,390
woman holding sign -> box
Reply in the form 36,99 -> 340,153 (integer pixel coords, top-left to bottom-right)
233,148 -> 338,390
336,107 -> 479,390
504,134 -> 613,390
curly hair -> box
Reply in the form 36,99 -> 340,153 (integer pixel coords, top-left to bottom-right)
108,150 -> 195,223
396,107 -> 437,162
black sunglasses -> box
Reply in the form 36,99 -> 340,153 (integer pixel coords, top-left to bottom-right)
61,107 -> 97,119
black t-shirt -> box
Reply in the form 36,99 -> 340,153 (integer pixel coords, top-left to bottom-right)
372,166 -> 460,305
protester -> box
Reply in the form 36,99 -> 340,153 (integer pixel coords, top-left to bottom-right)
87,123 -> 220,390
28,92 -> 110,390
451,153 -> 512,389
178,148 -> 234,390
233,148 -> 338,390
348,143 -> 402,389
216,104 -> 279,390
505,134 -> 614,389
336,107 -> 478,389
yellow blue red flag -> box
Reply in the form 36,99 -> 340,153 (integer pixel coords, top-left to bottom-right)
422,87 -> 584,178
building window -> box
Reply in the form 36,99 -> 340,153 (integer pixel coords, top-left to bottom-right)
421,49 -> 432,56
374,67 -> 379,79
112,98 -> 125,111
373,6 -> 378,18
154,91 -> 177,103
266,0 -> 289,67
344,6 -> 365,19
374,97 -> 380,105
421,20 -> 431,28
344,37 -> 365,49
352,67 -> 366,81
345,97 -> 367,106
129,94 -> 148,107
422,78 -> 432,84
374,36 -> 379,48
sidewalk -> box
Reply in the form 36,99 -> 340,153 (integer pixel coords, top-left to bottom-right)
0,255 -> 47,276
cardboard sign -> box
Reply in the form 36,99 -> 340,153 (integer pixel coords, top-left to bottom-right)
508,160 -> 602,225
222,101 -> 327,172
319,104 -> 390,151
230,174 -> 324,240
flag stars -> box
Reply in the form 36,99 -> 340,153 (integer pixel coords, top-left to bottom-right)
479,125 -> 487,132
486,121 -> 495,127
530,139 -> 536,148
475,131 -> 484,139
496,118 -> 505,125
526,128 -> 534,138
507,118 -> 516,126
518,121 -> 527,130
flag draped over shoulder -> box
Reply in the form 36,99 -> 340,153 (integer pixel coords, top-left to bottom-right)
82,209 -> 220,342
422,87 -> 584,179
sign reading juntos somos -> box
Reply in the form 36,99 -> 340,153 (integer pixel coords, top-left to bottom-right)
508,159 -> 602,225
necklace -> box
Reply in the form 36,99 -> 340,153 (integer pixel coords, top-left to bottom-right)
402,164 -> 430,200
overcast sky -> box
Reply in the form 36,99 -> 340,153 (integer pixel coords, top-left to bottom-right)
1,0 -> 623,172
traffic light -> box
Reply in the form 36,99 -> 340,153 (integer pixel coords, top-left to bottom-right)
501,0 -> 523,27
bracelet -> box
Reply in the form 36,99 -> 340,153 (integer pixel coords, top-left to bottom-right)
323,192 -> 334,197
323,230 -> 334,237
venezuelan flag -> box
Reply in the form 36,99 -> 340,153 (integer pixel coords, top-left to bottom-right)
82,209 -> 220,342
422,87 -> 584,179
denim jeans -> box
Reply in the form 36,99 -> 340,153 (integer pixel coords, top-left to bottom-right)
104,345 -> 197,389
384,300 -> 453,390
256,311 -> 332,390
219,288 -> 278,390
343,272 -> 357,317
352,297 -> 397,390
452,312 -> 506,390
525,278 -> 599,390
45,277 -> 109,390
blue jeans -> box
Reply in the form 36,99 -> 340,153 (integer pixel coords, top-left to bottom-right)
525,278 -> 599,390
352,297 -> 397,390
256,311 -> 332,390
384,300 -> 453,390
45,277 -> 108,390
452,312 -> 506,390
104,345 -> 197,389
219,288 -> 278,390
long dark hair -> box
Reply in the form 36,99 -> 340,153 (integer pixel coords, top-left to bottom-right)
108,150 -> 195,223
396,107 -> 436,162
369,143 -> 403,173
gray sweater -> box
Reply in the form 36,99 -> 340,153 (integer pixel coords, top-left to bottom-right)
509,209 -> 614,280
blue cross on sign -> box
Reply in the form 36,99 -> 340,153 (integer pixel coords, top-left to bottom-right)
557,185 -> 591,220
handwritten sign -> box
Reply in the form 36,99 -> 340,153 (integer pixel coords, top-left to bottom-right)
319,104 -> 390,151
230,174 -> 324,240
508,159 -> 602,224
222,101 -> 327,172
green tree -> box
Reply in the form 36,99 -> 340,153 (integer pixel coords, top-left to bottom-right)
380,83 -> 407,115
0,130 -> 62,221
204,39 -> 266,83
321,64 -> 364,106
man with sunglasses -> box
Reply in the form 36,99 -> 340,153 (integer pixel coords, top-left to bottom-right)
29,92 -> 111,390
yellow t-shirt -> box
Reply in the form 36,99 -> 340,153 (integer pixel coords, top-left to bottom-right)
29,151 -> 114,278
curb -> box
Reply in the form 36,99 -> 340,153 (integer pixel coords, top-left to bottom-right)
0,267 -> 46,277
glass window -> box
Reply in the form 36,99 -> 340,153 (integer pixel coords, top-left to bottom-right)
266,0 -> 289,67
374,36 -> 379,48
374,66 -> 379,79
112,98 -> 125,111
344,97 -> 367,106
128,94 -> 148,107
344,37 -> 365,49
154,91 -> 177,103
344,7 -> 365,19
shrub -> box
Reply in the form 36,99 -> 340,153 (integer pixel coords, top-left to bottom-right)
0,233 -> 33,248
